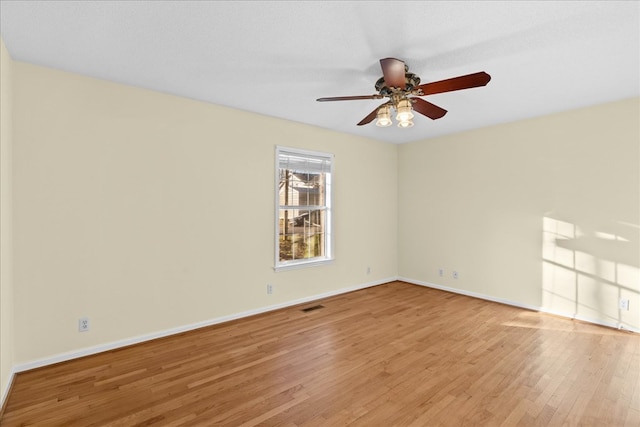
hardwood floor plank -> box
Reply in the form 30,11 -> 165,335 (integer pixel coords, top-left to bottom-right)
1,281 -> 638,426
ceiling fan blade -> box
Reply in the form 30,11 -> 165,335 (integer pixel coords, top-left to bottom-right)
316,94 -> 383,102
357,106 -> 382,126
416,72 -> 491,96
411,97 -> 447,120
380,58 -> 406,90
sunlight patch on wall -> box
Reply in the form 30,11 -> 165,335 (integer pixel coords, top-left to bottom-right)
542,216 -> 639,331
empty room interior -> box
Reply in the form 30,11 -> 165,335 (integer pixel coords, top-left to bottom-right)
0,1 -> 639,425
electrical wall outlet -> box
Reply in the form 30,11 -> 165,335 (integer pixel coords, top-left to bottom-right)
438,268 -> 444,277
267,284 -> 273,295
453,271 -> 459,279
367,267 -> 371,275
78,317 -> 90,332
619,298 -> 630,311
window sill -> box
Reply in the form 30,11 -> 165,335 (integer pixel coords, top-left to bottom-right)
274,258 -> 334,272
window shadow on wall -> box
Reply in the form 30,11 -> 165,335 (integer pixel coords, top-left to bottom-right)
542,216 -> 640,331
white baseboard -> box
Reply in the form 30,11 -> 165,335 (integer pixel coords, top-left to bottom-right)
11,275 -> 637,376
13,277 -> 395,374
399,277 -> 639,334
0,368 -> 15,412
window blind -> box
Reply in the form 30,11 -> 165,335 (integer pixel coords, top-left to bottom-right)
278,150 -> 332,174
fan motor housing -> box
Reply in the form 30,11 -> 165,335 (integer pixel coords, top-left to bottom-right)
375,72 -> 421,95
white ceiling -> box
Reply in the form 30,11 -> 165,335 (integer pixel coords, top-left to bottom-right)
1,1 -> 638,144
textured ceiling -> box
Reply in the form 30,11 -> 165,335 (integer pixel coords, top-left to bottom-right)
1,1 -> 638,144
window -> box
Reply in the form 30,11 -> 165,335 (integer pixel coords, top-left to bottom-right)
275,146 -> 333,271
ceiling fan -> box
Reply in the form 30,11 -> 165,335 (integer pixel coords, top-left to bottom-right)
317,58 -> 491,128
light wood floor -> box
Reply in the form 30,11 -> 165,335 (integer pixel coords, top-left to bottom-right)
2,281 -> 639,426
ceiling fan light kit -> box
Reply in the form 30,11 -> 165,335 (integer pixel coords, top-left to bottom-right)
317,58 -> 491,129
395,99 -> 415,128
375,105 -> 392,127
397,118 -> 414,128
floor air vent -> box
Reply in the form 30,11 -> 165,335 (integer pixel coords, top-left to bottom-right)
301,304 -> 324,312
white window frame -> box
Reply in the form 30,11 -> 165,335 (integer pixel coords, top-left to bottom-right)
274,146 -> 334,271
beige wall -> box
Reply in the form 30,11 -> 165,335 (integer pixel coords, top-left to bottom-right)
0,38 -> 15,403
399,98 -> 640,330
11,62 -> 398,364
